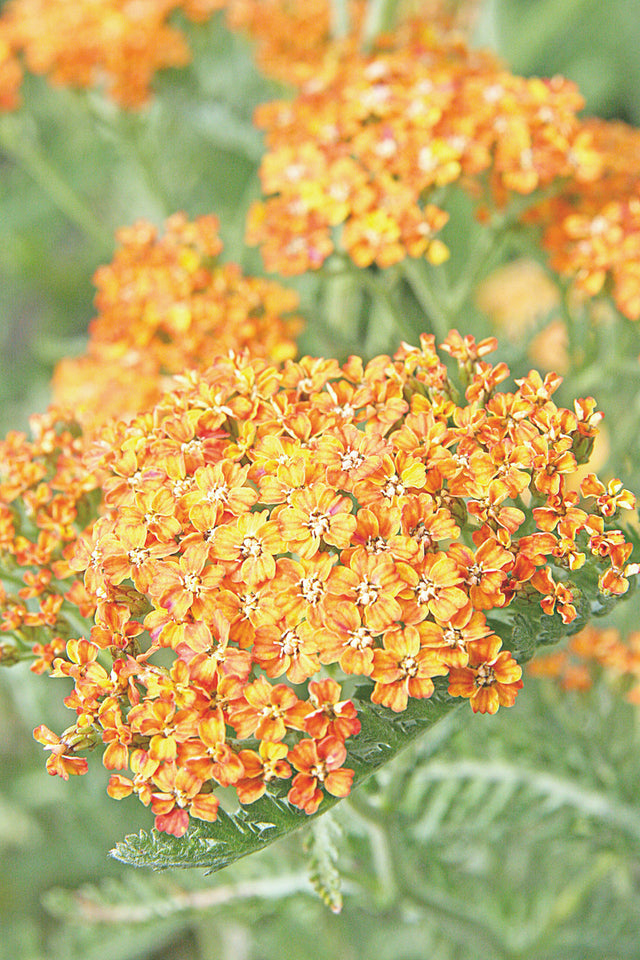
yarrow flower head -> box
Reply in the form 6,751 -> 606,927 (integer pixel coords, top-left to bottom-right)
52,213 -> 301,432
528,119 -> 640,320
0,0 -> 223,108
217,0 -> 367,87
14,333 -> 636,837
528,622 -> 640,703
247,19 -> 601,276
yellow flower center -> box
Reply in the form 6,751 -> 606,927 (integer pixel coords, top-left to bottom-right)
382,474 -> 405,499
182,572 -> 202,595
355,577 -> 380,606
300,576 -> 324,604
241,536 -> 263,559
128,548 -> 148,567
306,509 -> 331,539
278,630 -> 300,657
347,627 -> 374,651
475,663 -> 496,687
415,577 -> 437,605
400,655 -> 419,678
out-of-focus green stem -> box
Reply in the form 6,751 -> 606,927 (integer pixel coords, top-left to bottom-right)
0,115 -> 113,252
330,0 -> 351,39
398,258 -> 453,344
361,0 -> 401,51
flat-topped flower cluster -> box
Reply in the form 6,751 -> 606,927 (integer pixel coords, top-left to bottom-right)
52,214 -> 301,432
247,19 -> 601,276
529,623 -> 640,701
0,0 -> 222,109
11,333 -> 634,837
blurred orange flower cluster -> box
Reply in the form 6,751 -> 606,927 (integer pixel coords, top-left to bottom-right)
530,119 -> 640,320
247,19 -> 601,275
529,623 -> 640,705
221,0 -> 367,87
0,409 -> 100,672
0,0 -> 221,108
9,333 -> 635,835
52,214 -> 301,432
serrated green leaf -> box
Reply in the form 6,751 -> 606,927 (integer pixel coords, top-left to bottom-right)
110,577 -> 637,874
110,681 -> 462,872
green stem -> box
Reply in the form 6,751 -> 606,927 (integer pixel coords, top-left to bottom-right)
323,258 -> 408,348
110,112 -> 174,217
347,792 -> 399,905
63,872 -> 313,925
556,280 -> 582,368
330,0 -> 351,39
361,0 -> 401,51
447,224 -> 509,316
384,812 -> 508,955
0,116 -> 113,252
398,258 -> 453,343
501,0 -> 599,73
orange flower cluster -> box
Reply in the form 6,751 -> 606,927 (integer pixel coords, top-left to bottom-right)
528,623 -> 640,704
0,409 -> 99,672
220,0 -> 366,87
30,334 -> 636,836
52,214 -> 301,432
0,27 -> 22,111
247,20 -> 601,275
0,0 -> 221,108
530,119 -> 640,320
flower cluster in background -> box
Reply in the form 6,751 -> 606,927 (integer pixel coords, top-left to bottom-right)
51,214 -> 301,432
2,332 -> 633,836
528,622 -> 640,703
220,0 -> 367,87
0,408 -> 99,671
0,0 -> 222,109
529,119 -> 640,320
246,18 -> 601,276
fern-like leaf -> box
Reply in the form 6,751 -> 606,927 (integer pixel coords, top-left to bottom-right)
303,811 -> 343,913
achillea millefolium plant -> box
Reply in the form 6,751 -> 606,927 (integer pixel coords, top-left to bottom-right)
0,0 -> 639,897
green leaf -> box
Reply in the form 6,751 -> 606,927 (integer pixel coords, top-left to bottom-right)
110,577 -> 637,874
303,811 -> 344,914
110,681 -> 462,872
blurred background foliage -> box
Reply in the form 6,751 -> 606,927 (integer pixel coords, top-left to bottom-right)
2,1 -> 640,958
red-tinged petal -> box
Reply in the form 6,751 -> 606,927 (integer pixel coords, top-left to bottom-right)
288,774 -> 323,814
492,651 -> 523,684
288,739 -> 318,773
212,751 -> 245,787
150,792 -> 176,815
468,635 -> 503,664
363,595 -> 403,633
496,680 -> 523,708
103,741 -> 129,770
149,735 -> 177,763
407,676 -> 436,700
199,713 -> 226,746
371,679 -> 409,712
471,687 -> 500,714
155,809 -> 190,837
317,736 -> 347,768
255,715 -> 287,742
45,753 -> 89,779
191,793 -> 220,823
33,724 -> 59,746
107,774 -> 134,799
236,778 -> 267,804
325,767 -> 354,798
448,668 -> 476,699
